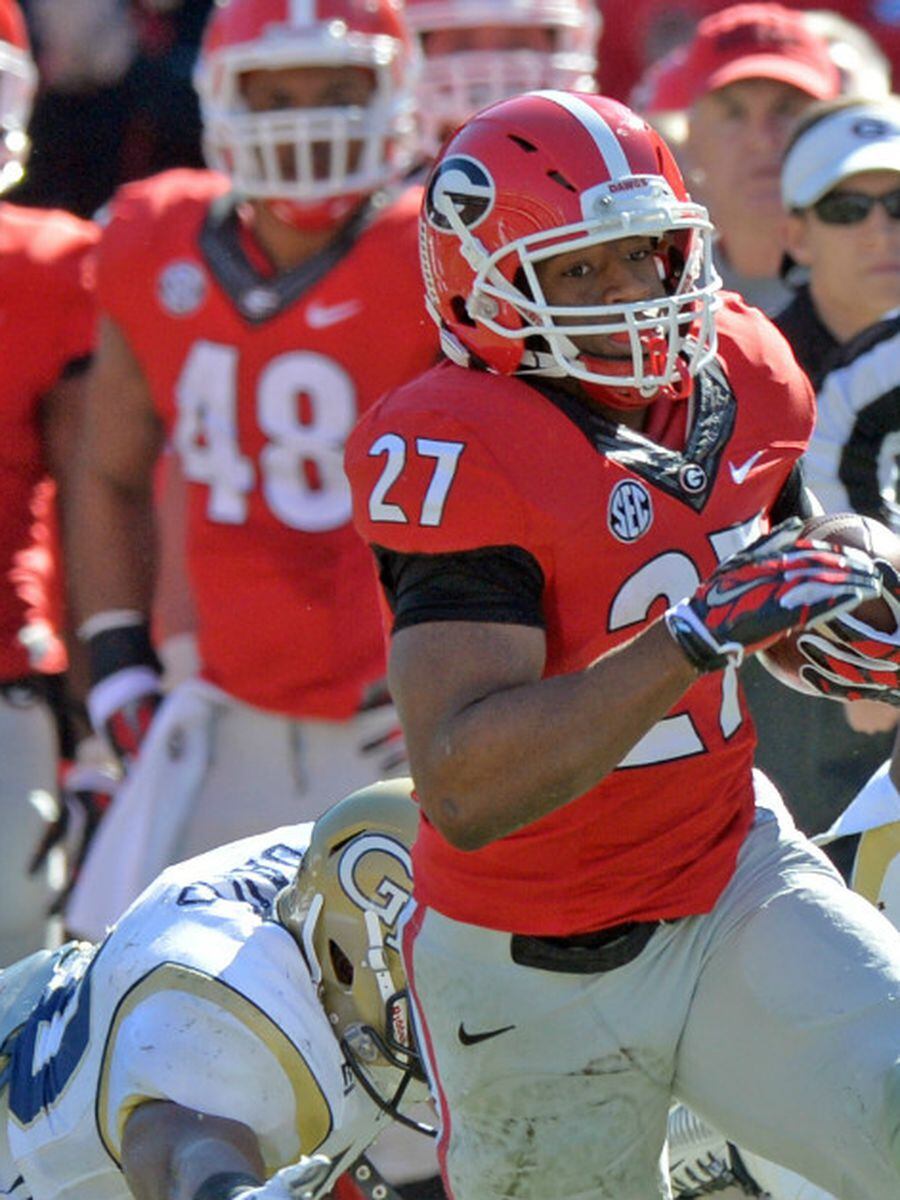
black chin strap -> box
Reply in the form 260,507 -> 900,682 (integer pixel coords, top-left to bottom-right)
346,1157 -> 405,1200
347,1158 -> 447,1200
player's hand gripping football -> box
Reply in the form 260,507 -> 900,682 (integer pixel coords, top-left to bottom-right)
233,1156 -> 333,1200
793,560 -> 900,704
665,518 -> 883,673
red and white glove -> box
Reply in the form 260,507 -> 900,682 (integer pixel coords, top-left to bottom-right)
795,561 -> 900,704
665,519 -> 883,673
102,690 -> 163,767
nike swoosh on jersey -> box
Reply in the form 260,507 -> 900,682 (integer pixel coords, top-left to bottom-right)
305,299 -> 363,328
728,450 -> 764,485
457,1021 -> 516,1046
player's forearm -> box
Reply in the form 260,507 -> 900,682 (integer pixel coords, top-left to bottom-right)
68,469 -> 158,623
122,1101 -> 265,1200
405,619 -> 697,850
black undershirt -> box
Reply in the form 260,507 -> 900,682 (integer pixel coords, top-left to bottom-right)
372,461 -> 810,635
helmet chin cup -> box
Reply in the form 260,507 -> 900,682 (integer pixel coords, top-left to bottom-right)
577,336 -> 694,411
265,194 -> 363,232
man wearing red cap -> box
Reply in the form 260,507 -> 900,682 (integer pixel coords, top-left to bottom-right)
600,1 -> 900,109
679,3 -> 841,313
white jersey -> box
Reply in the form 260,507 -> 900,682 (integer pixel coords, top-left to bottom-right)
804,313 -> 900,527
3,826 -> 387,1200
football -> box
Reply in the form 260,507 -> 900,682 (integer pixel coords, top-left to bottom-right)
758,512 -> 900,697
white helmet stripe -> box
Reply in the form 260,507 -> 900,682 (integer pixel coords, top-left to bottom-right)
533,89 -> 632,180
290,0 -> 315,25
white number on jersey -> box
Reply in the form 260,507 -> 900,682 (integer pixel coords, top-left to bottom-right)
174,340 -> 356,531
367,433 -> 465,527
609,515 -> 763,767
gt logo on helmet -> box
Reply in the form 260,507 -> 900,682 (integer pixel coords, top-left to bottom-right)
425,155 -> 496,232
337,833 -> 412,943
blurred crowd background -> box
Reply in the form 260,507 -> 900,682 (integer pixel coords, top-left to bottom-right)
12,1 -> 900,217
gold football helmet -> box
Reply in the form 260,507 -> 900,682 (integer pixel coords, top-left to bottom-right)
277,778 -> 432,1134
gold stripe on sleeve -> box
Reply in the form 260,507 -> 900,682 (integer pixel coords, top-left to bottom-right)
96,962 -> 333,1167
851,823 -> 900,911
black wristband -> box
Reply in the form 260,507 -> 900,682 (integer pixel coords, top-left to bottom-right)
191,1171 -> 261,1200
86,622 -> 162,688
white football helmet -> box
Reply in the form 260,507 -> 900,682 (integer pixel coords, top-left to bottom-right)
0,0 -> 36,194
405,0 -> 598,156
277,778 -> 433,1135
194,0 -> 420,230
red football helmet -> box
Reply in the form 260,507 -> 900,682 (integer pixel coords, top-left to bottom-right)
420,91 -> 722,409
195,0 -> 418,230
406,0 -> 598,156
0,0 -> 35,194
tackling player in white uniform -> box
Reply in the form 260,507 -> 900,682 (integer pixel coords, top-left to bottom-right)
0,780 -> 432,1200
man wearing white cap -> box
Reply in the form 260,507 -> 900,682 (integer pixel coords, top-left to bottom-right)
779,95 -> 900,387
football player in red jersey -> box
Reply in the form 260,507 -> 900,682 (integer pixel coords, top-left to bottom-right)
0,0 -> 103,964
67,9 -> 442,1190
346,91 -> 900,1199
66,0 -> 438,934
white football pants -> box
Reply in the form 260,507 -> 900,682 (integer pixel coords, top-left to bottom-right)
404,778 -> 900,1200
0,688 -> 59,966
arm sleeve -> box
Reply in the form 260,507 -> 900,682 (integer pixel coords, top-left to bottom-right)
771,461 -> 815,524
373,544 -> 546,632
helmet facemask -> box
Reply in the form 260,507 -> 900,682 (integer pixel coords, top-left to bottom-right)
0,33 -> 35,193
408,0 -> 597,156
427,162 -> 721,409
196,21 -> 418,228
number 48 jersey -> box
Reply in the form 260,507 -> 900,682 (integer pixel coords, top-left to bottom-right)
3,826 -> 384,1200
346,296 -> 815,935
95,169 -> 438,720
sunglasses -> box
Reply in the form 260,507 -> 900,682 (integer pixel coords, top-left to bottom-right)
811,188 -> 900,225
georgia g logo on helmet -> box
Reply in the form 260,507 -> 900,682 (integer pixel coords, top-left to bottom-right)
425,154 -> 496,232
337,832 -> 412,948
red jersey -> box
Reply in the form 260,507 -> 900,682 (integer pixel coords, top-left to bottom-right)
347,296 -> 815,934
95,169 -> 438,719
0,203 -> 98,681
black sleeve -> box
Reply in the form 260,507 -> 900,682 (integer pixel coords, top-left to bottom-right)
771,460 -> 814,524
372,544 -> 546,633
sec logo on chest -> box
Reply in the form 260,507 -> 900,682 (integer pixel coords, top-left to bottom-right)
608,478 -> 653,543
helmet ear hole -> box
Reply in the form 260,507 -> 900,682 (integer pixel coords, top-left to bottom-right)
451,295 -> 477,327
329,939 -> 354,986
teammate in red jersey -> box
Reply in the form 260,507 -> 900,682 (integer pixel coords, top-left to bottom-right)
65,0 -> 438,943
0,0 -> 100,964
346,90 -> 900,1199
